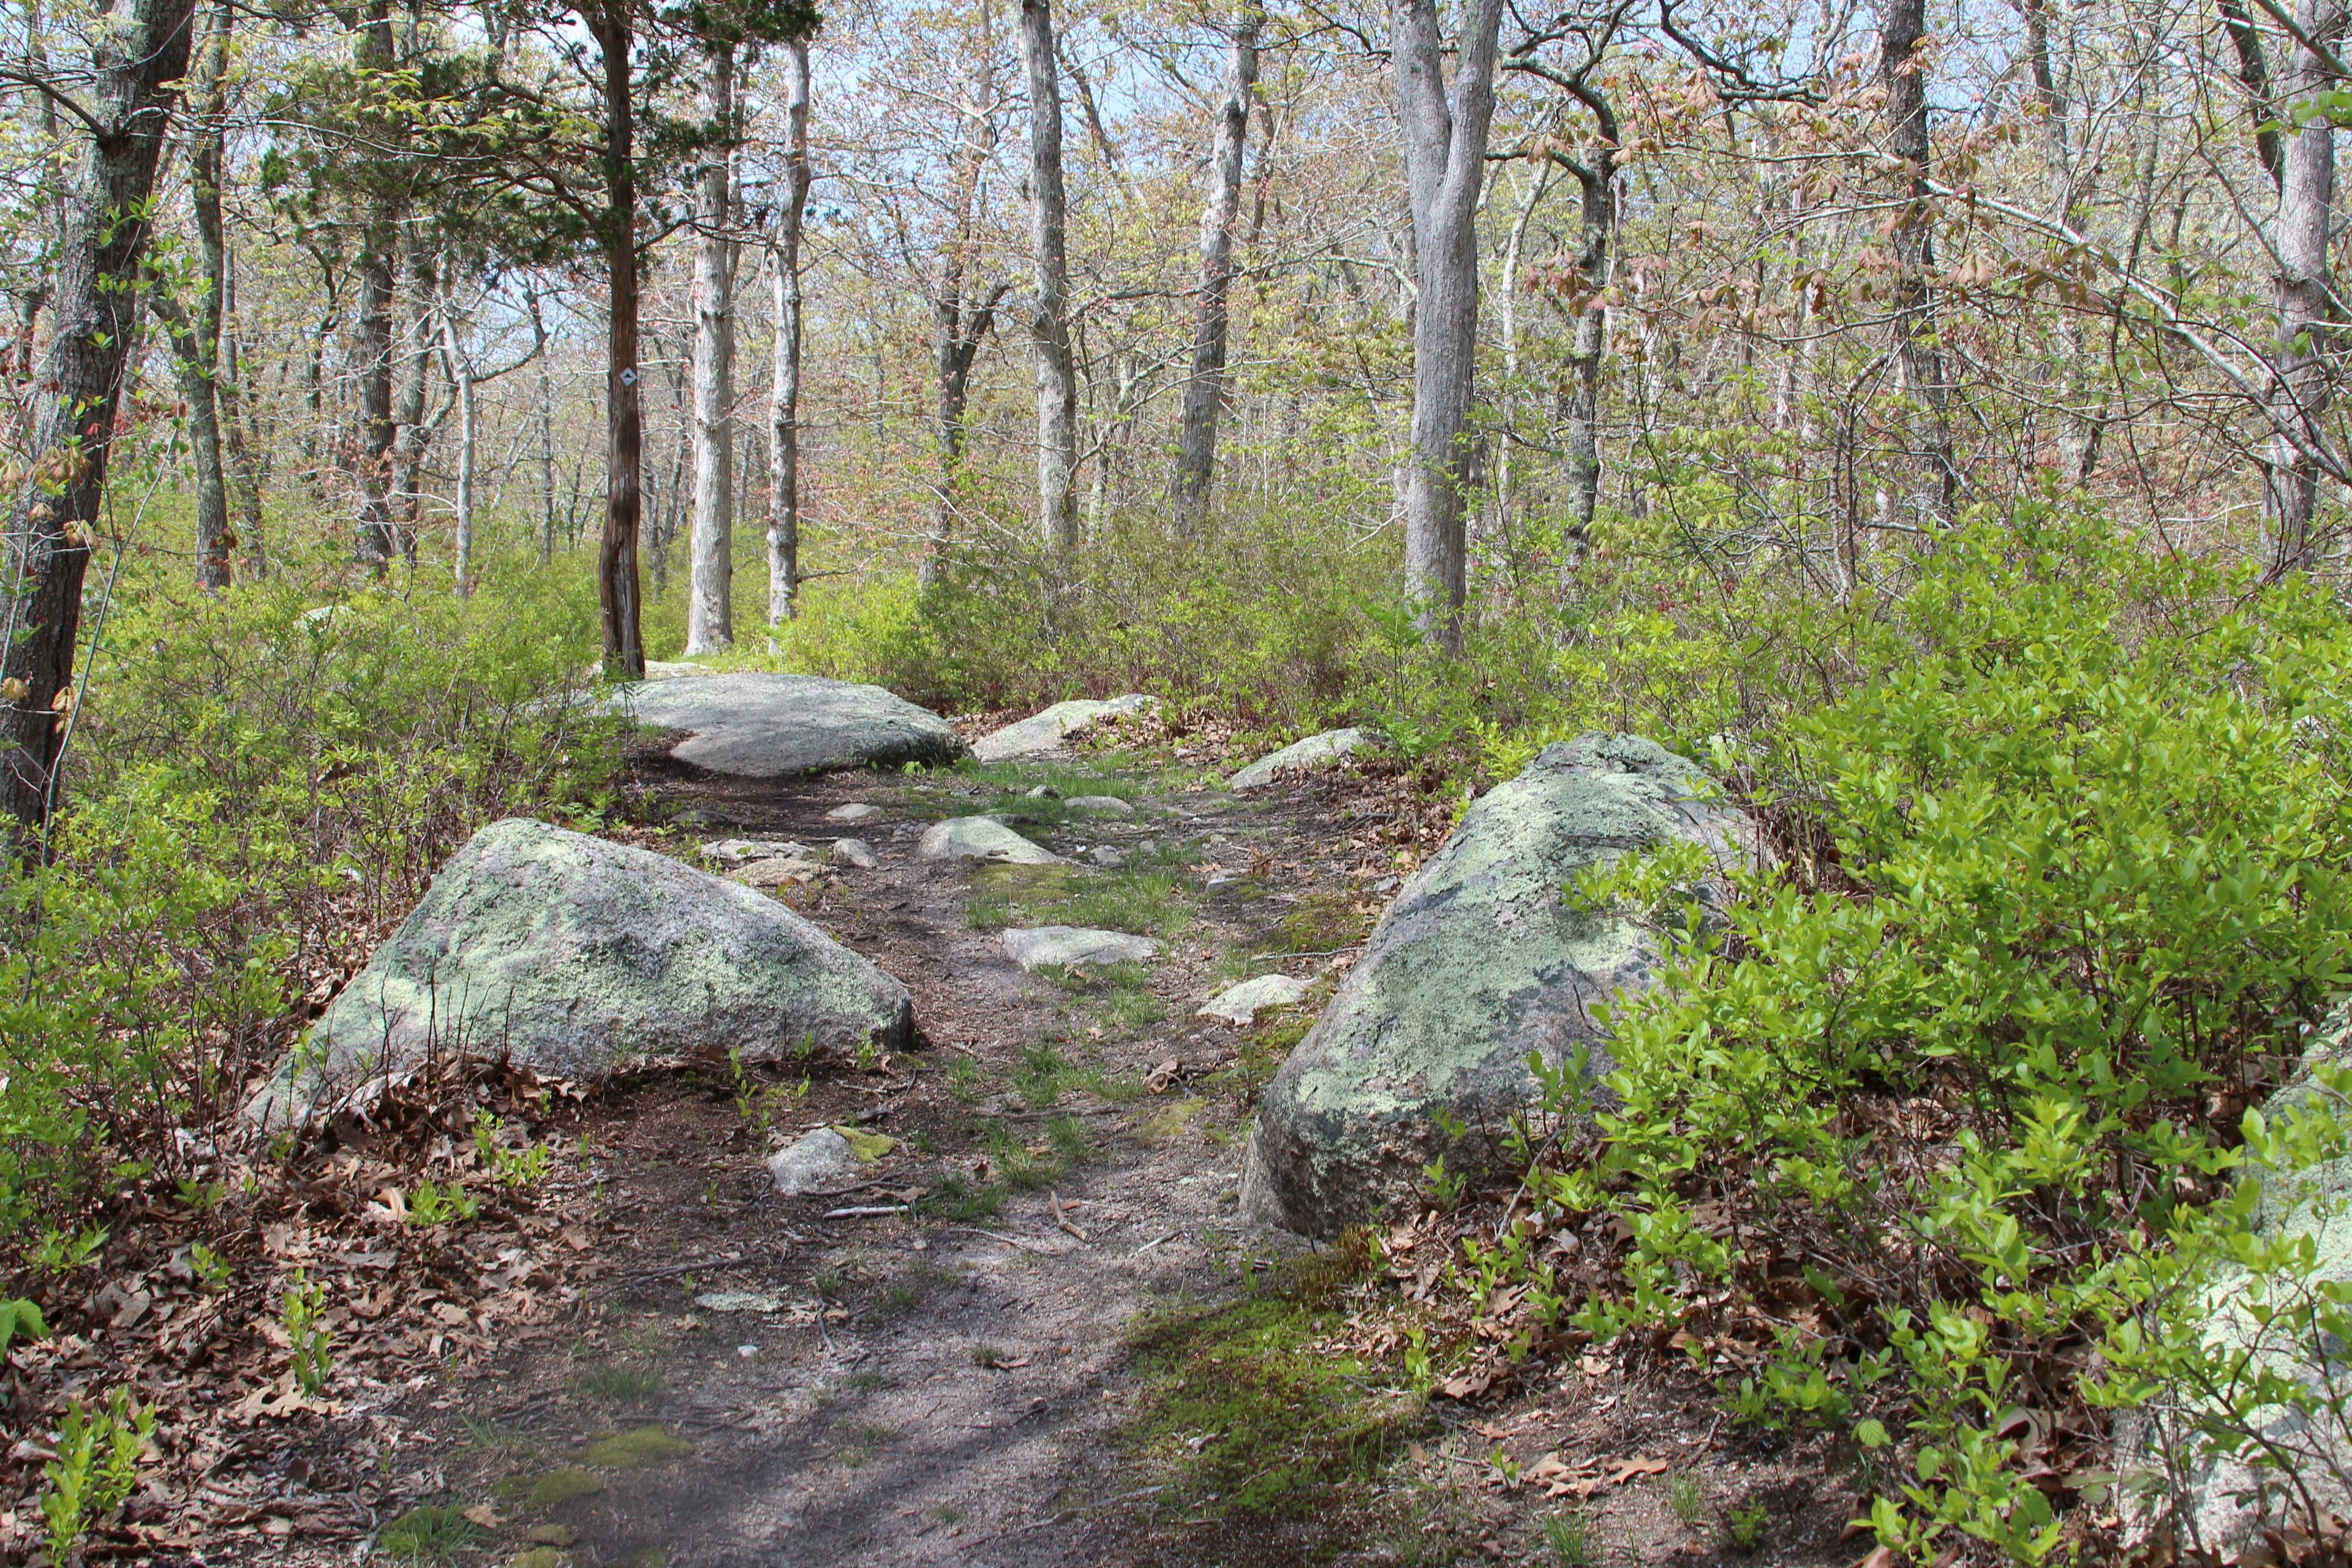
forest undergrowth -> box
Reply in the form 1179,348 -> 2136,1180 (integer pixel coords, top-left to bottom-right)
5,499 -> 2352,1565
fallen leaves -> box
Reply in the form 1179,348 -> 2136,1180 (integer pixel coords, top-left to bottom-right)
1519,1451 -> 1674,1499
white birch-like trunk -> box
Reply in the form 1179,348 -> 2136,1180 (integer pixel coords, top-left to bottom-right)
685,41 -> 736,654
441,284 -> 478,597
769,37 -> 813,629
2266,0 -> 2345,570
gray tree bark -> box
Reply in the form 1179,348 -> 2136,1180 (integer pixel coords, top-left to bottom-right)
151,2 -> 231,590
1392,0 -> 1505,650
352,0 -> 401,569
922,54 -> 1004,587
439,273 -> 478,597
687,40 -> 737,652
1170,9 -> 1259,535
1021,0 -> 1080,552
2,0 -> 195,832
1878,0 -> 1958,526
769,36 -> 812,628
2265,0 -> 2346,570
589,0 -> 645,678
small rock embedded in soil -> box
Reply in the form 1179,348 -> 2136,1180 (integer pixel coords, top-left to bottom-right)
693,1291 -> 785,1314
1088,845 -> 1128,868
733,856 -> 823,889
826,801 -> 881,822
1200,973 -> 1309,1025
766,1126 -> 862,1194
1066,795 -> 1133,814
701,837 -> 810,867
766,1124 -> 894,1194
1001,926 -> 1159,970
916,816 -> 1063,865
830,837 -> 879,869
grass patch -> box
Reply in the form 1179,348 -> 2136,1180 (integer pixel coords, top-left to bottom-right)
1268,890 -> 1373,954
582,1425 -> 693,1468
571,1359 -> 663,1403
1120,1240 -> 1422,1520
377,1505 -> 481,1562
1137,1096 -> 1205,1144
967,862 -> 1193,940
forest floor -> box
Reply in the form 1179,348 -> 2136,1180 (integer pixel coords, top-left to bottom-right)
6,728 -> 1860,1568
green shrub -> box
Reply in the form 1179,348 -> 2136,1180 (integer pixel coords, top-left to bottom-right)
1513,519 -> 2352,1561
0,559 -> 622,1267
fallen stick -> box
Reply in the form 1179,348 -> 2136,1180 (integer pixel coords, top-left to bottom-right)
822,1204 -> 910,1219
954,1225 -> 1058,1256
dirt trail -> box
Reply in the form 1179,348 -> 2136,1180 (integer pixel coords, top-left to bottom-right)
401,747 -> 1368,1567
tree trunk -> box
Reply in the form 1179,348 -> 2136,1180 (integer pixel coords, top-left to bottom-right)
1557,140 -> 1616,569
591,0 -> 645,678
221,249 -> 266,578
2266,0 -> 2346,571
1021,0 -> 1079,552
768,36 -> 811,628
388,237 -> 436,564
352,1 -> 401,569
922,23 -> 1000,586
2,0 -> 196,834
151,2 -> 232,590
532,291 -> 556,562
1391,0 -> 1504,650
1170,8 -> 1259,535
685,41 -> 736,652
440,277 -> 478,597
1878,0 -> 1958,526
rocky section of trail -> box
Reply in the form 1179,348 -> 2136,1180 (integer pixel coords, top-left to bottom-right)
617,672 -> 971,777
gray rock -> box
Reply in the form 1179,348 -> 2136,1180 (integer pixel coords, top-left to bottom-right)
2126,1006 -> 2352,1550
971,695 -> 1156,763
1066,795 -> 1134,815
916,817 -> 1063,865
1237,734 -> 1751,1237
766,1126 -> 862,1195
830,838 -> 879,870
1002,926 -> 1159,970
617,672 -> 968,778
827,801 -> 883,823
734,856 -> 824,889
1229,728 -> 1384,791
244,819 -> 912,1129
1088,845 -> 1129,869
693,1291 -> 785,1313
1200,973 -> 1310,1025
701,837 -> 810,868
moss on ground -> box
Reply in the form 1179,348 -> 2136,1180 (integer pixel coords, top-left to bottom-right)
1270,890 -> 1373,954
582,1425 -> 693,1468
519,1467 -> 604,1509
1119,1244 -> 1427,1521
966,862 -> 1194,940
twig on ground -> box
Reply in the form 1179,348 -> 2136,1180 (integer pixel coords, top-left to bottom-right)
823,1204 -> 911,1219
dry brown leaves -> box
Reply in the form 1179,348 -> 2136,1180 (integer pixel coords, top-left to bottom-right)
0,1065 -> 605,1562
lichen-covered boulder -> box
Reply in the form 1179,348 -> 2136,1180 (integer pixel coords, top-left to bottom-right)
244,819 -> 912,1129
971,695 -> 1156,763
617,672 -> 968,777
1237,734 -> 1752,1237
2124,1006 -> 2352,1550
1001,927 -> 1158,970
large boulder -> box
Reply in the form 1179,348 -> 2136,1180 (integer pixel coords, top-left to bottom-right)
2124,1006 -> 2352,1550
1229,728 -> 1383,791
618,672 -> 968,777
244,820 -> 912,1129
972,695 -> 1155,763
1237,734 -> 1751,1237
